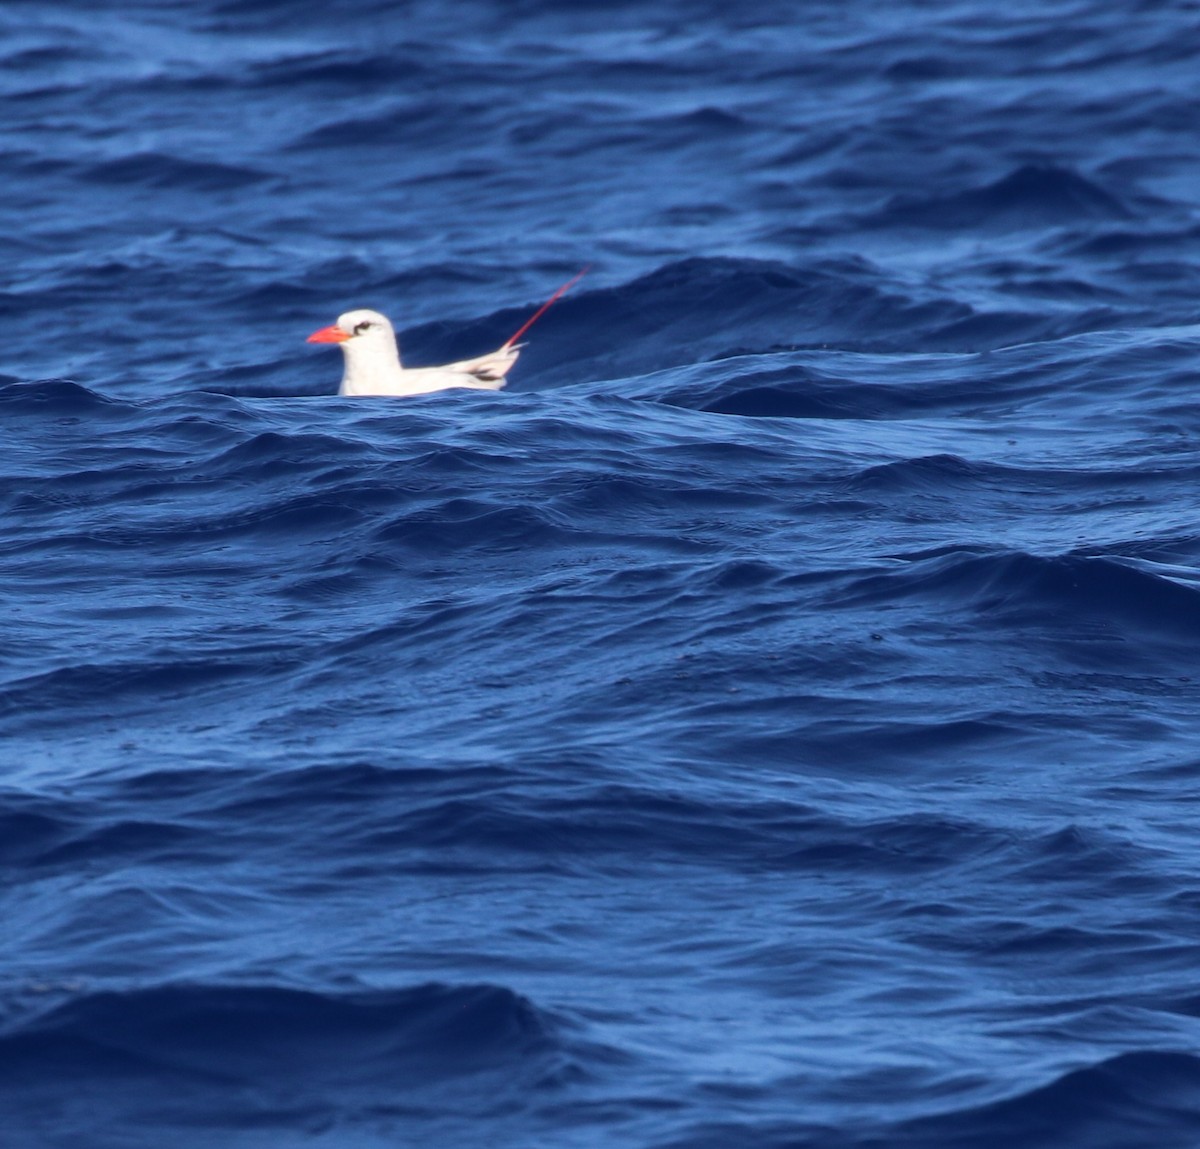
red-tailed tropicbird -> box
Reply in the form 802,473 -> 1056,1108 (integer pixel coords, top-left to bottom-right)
307,269 -> 587,397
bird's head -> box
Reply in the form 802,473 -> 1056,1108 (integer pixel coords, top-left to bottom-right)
307,309 -> 396,351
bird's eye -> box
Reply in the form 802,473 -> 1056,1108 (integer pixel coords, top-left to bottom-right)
354,321 -> 373,334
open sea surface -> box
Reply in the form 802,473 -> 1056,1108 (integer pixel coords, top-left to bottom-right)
4,1 -> 1200,1145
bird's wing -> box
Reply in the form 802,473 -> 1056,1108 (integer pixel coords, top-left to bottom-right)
444,343 -> 521,384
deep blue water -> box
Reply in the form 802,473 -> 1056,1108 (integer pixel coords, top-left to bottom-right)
4,1 -> 1200,1145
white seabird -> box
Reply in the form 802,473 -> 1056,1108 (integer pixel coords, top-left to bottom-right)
307,268 -> 586,397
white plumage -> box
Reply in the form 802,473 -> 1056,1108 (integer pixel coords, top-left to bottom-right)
307,308 -> 519,397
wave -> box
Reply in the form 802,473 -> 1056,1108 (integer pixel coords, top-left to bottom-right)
84,153 -> 273,192
837,548 -> 1200,642
887,1050 -> 1200,1149
13,758 -> 1010,878
0,981 -> 576,1130
876,163 -> 1134,231
655,1051 -> 1200,1149
0,378 -> 123,414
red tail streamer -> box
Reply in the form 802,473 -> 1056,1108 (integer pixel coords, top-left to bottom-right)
503,266 -> 590,350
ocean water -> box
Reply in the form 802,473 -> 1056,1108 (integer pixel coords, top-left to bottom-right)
4,1 -> 1200,1145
